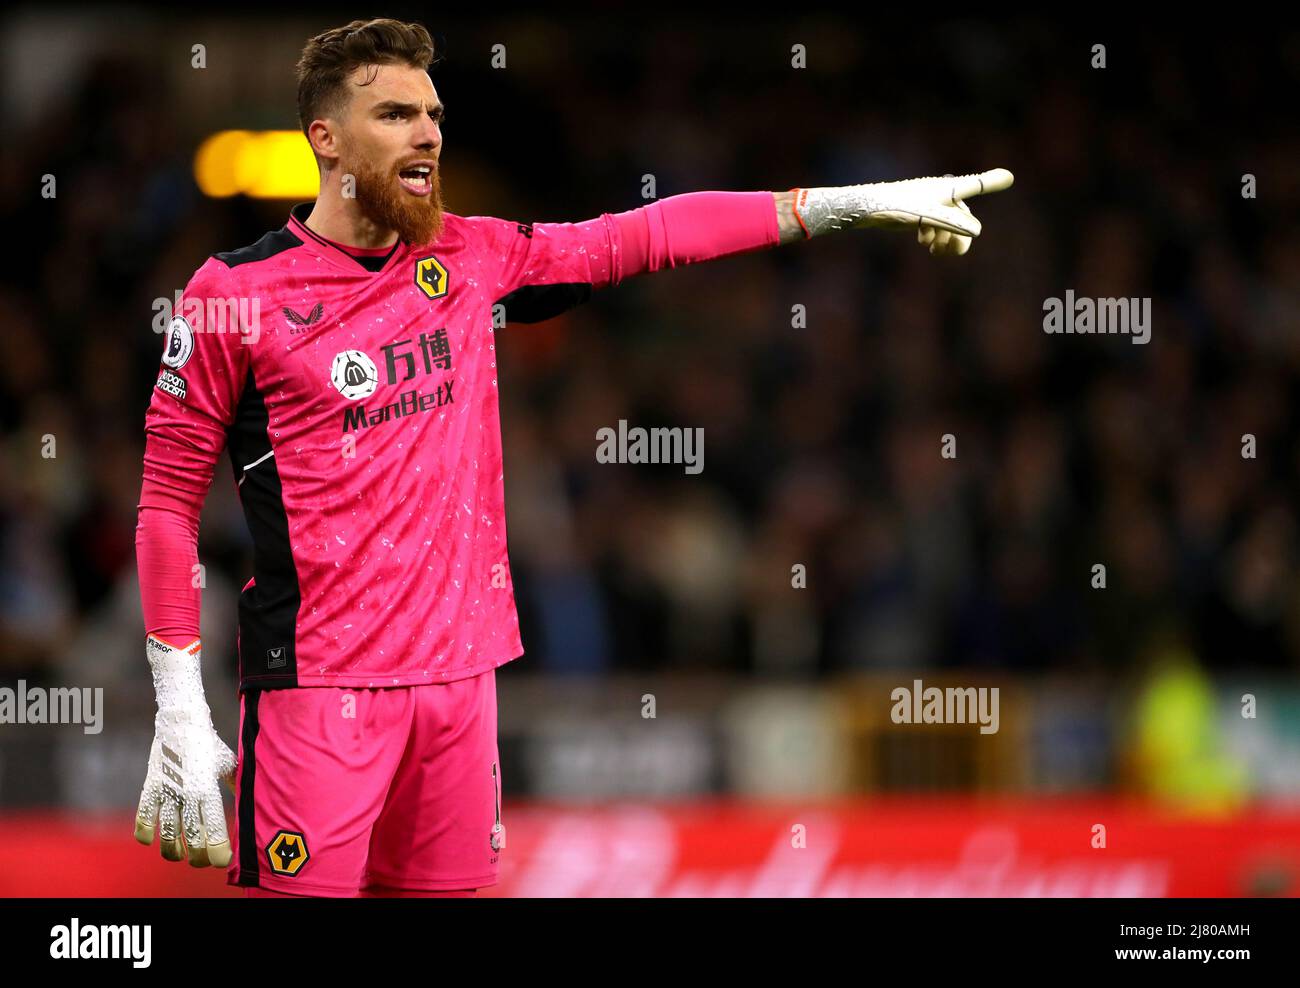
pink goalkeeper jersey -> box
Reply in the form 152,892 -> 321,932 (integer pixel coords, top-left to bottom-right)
140,196 -> 779,689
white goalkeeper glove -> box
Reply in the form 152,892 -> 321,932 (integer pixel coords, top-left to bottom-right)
134,635 -> 236,867
792,167 -> 1014,256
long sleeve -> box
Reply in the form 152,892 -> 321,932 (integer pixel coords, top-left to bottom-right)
608,191 -> 781,278
462,190 -> 781,323
137,257 -> 249,642
136,484 -> 202,643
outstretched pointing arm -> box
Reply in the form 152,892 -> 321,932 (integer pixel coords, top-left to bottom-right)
472,167 -> 1014,321
609,167 -> 1015,279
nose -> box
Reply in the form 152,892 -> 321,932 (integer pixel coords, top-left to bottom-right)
414,114 -> 441,153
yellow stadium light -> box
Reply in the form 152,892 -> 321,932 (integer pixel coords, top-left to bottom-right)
194,130 -> 319,199
193,130 -> 251,198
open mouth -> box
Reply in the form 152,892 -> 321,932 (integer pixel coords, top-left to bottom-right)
398,164 -> 433,196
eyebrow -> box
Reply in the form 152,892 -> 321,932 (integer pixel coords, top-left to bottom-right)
373,100 -> 445,120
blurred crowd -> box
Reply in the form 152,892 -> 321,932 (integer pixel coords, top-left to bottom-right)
2,16 -> 1298,690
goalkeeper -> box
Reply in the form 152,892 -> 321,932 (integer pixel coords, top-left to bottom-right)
134,16 -> 1012,896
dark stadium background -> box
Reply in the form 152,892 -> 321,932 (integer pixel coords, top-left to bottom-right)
1,8 -> 1298,895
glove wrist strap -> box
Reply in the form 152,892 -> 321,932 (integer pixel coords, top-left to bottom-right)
145,635 -> 209,711
789,184 -> 881,237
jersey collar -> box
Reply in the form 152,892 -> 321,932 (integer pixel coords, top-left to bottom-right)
286,202 -> 407,274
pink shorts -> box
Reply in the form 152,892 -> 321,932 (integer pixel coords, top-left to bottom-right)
226,670 -> 502,896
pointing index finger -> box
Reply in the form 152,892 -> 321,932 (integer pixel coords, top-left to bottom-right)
950,168 -> 1014,201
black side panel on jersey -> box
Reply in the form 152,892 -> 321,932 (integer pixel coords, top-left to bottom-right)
494,283 -> 593,324
227,368 -> 301,689
214,228 -> 303,268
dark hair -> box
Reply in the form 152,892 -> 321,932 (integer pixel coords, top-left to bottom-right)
296,18 -> 436,136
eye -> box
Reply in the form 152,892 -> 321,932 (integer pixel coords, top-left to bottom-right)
384,110 -> 403,120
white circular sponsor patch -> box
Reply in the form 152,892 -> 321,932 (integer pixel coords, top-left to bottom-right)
162,316 -> 194,369
331,349 -> 379,400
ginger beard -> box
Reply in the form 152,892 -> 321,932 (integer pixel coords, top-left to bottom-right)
346,145 -> 445,247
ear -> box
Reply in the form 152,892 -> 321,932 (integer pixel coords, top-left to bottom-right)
307,119 -> 339,163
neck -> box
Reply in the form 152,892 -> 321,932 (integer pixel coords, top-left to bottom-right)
304,170 -> 399,249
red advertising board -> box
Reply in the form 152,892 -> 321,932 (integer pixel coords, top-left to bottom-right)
2,799 -> 1297,897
